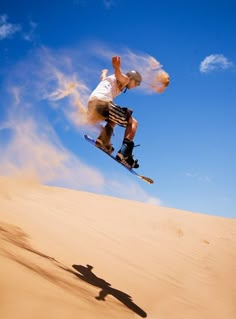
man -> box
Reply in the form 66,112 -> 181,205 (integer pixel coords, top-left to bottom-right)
87,56 -> 169,169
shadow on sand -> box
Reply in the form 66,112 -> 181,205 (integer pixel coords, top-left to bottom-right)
70,264 -> 147,318
0,223 -> 147,317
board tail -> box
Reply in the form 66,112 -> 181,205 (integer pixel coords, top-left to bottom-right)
84,134 -> 154,184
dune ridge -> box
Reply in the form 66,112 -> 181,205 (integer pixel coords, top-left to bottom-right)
0,176 -> 236,319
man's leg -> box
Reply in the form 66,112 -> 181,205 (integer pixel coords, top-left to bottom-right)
87,100 -> 109,124
96,121 -> 116,153
116,116 -> 139,168
124,117 -> 138,141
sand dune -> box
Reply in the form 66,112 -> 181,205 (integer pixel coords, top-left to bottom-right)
0,176 -> 236,319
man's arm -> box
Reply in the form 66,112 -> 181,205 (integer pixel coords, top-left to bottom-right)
112,56 -> 129,87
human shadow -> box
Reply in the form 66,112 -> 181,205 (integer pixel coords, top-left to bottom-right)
71,264 -> 147,318
0,223 -> 146,317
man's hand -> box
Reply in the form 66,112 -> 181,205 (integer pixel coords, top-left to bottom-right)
112,56 -> 121,69
100,69 -> 108,81
112,55 -> 129,90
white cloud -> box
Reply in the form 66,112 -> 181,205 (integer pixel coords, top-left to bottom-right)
185,171 -> 212,183
23,20 -> 38,42
73,0 -> 114,9
103,0 -> 114,9
107,177 -> 161,205
0,14 -> 21,40
200,54 -> 233,73
73,0 -> 87,7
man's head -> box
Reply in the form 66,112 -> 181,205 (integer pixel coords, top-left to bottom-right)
126,70 -> 142,89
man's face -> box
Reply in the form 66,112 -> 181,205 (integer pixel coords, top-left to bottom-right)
127,78 -> 141,89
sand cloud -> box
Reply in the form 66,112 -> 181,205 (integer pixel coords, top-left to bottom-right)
0,114 -> 105,189
0,108 -> 159,204
0,111 -> 160,203
88,43 -> 169,93
0,45 -> 161,205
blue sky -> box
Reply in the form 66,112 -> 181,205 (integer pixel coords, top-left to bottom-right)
0,0 -> 235,218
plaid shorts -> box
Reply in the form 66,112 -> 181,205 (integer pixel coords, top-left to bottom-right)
88,99 -> 133,128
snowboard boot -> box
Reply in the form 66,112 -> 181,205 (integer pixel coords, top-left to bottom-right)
116,138 -> 139,169
96,124 -> 114,154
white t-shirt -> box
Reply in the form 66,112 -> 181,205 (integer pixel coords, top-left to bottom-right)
89,75 -> 121,102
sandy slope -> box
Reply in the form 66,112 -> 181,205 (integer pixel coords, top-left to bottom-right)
0,176 -> 236,319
